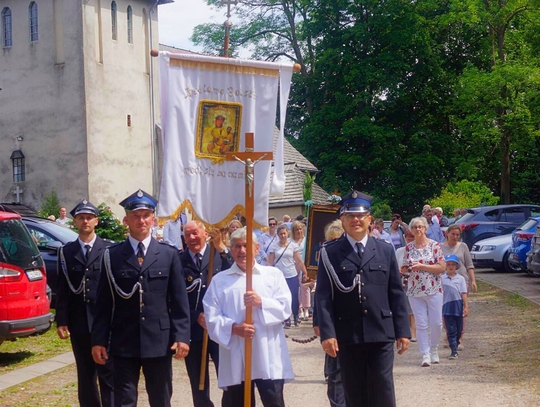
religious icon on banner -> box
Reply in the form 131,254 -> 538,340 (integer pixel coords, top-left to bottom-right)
196,100 -> 242,164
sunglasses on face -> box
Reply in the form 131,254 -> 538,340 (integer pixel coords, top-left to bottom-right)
269,223 -> 277,226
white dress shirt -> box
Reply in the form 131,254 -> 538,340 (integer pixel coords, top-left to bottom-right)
189,243 -> 207,265
78,235 -> 97,257
203,262 -> 295,389
128,234 -> 152,256
346,233 -> 369,255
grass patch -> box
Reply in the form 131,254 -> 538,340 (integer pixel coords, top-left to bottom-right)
0,322 -> 72,373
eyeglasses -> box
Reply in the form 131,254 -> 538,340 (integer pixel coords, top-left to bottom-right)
269,223 -> 277,226
412,225 -> 425,229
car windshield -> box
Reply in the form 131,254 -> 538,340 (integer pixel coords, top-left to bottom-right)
515,218 -> 538,232
40,221 -> 78,243
0,219 -> 44,270
457,211 -> 476,223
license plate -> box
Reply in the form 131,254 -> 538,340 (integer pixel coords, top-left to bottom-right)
26,269 -> 43,281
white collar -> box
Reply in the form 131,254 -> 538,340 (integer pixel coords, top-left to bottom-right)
78,234 -> 97,251
226,262 -> 261,275
128,234 -> 152,255
189,243 -> 207,263
346,233 -> 369,251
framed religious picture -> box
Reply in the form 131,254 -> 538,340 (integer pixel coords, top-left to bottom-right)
305,204 -> 340,279
196,100 -> 242,164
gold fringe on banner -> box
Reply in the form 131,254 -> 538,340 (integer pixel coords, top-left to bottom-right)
169,58 -> 280,78
158,200 -> 267,231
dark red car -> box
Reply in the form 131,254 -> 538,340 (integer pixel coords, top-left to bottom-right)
0,211 -> 54,345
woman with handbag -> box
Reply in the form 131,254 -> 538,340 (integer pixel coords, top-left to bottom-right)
267,223 -> 307,327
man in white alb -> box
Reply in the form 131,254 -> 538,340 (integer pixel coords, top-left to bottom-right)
203,228 -> 294,407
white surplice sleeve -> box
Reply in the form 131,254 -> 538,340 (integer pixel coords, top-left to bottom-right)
257,267 -> 292,326
203,276 -> 236,350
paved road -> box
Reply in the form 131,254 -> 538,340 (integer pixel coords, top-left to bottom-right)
475,268 -> 540,305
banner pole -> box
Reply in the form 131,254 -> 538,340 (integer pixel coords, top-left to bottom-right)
199,241 -> 216,390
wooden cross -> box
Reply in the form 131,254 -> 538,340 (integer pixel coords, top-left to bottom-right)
226,132 -> 273,407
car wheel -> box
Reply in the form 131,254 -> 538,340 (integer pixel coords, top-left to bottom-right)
503,252 -> 521,273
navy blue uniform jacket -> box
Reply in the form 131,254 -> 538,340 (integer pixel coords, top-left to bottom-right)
56,236 -> 110,334
316,235 -> 411,344
91,238 -> 190,359
180,247 -> 233,342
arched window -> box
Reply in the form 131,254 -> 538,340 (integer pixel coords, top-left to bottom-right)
2,7 -> 12,48
111,1 -> 117,40
127,6 -> 132,44
29,2 -> 38,42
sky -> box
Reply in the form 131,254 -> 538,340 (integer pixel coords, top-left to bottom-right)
157,0 -> 226,52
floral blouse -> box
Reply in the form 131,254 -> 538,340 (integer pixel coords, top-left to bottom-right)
402,240 -> 445,297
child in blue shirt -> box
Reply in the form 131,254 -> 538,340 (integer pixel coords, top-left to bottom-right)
442,254 -> 469,359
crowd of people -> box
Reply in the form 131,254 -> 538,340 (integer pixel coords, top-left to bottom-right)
54,188 -> 473,407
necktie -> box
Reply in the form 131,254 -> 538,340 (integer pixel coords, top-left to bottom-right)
85,245 -> 91,262
137,242 -> 145,267
196,253 -> 203,270
356,242 -> 364,261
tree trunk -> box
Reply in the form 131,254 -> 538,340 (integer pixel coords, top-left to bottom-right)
500,129 -> 511,204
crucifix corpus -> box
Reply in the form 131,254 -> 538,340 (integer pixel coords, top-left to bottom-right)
226,132 -> 273,407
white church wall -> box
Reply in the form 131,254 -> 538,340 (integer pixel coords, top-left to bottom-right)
81,0 -> 159,215
0,0 -> 88,210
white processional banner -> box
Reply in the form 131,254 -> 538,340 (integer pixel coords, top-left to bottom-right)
157,52 -> 293,227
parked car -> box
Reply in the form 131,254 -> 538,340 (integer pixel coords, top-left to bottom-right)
0,211 -> 54,346
528,226 -> 540,277
456,204 -> 540,249
22,217 -> 78,307
508,217 -> 539,272
470,234 -> 517,272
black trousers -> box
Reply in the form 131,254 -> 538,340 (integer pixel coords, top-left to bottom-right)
222,379 -> 285,407
338,342 -> 396,407
444,315 -> 464,353
184,339 -> 220,407
324,354 -> 346,407
71,333 -> 114,407
113,355 -> 173,407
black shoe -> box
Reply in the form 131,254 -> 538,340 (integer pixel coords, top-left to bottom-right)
449,351 -> 458,360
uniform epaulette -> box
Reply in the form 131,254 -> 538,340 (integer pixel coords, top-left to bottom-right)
103,238 -> 115,244
107,241 -> 123,248
322,238 -> 340,248
63,240 -> 77,248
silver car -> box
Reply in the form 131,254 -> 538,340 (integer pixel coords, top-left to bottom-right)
470,234 -> 519,272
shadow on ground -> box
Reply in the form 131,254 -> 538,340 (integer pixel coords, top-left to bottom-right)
0,350 -> 35,367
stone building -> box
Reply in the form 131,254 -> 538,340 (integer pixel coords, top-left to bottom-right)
0,0 -> 170,215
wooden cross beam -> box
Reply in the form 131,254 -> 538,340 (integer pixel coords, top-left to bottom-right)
225,132 -> 273,407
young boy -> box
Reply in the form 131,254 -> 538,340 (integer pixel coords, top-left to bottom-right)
442,254 -> 469,359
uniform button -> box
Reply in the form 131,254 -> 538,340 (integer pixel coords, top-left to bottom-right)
202,285 -> 206,288
361,283 -> 365,287
364,310 -> 368,315
121,272 -> 125,276
363,296 -> 367,301
87,288 -> 90,292
200,273 -> 203,276
389,311 -> 392,316
360,270 -> 364,273
140,276 -> 144,281
141,303 -> 145,308
141,317 -> 146,321
158,271 -> 162,275
342,267 -> 346,270
86,268 -> 89,272
86,278 -> 90,282
86,300 -> 90,304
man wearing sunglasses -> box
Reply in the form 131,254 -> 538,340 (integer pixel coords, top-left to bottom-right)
257,217 -> 278,265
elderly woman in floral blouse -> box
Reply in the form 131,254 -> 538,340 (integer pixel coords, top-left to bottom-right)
401,217 -> 446,367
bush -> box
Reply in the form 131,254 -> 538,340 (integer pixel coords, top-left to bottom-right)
371,202 -> 393,220
428,179 -> 500,215
37,189 -> 61,219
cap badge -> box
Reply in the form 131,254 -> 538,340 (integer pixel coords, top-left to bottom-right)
137,190 -> 143,198
352,191 -> 358,199
187,275 -> 193,282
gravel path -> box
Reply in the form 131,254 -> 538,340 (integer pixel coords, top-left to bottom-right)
2,282 -> 540,406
